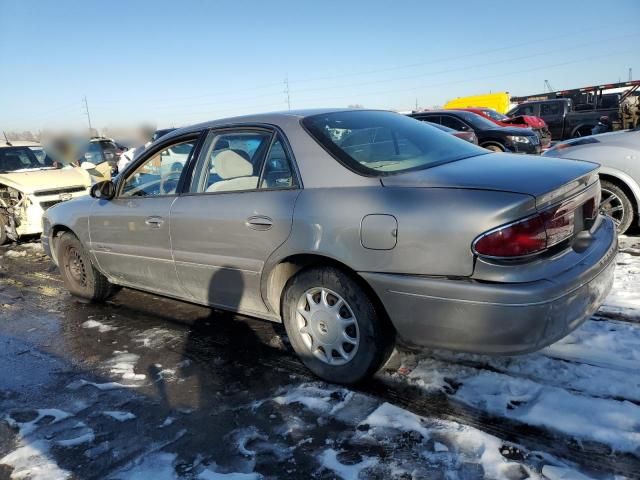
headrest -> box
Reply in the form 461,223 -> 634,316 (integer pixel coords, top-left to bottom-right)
214,149 -> 252,179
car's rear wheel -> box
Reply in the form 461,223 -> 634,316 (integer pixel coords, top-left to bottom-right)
282,266 -> 395,384
600,180 -> 634,234
57,232 -> 119,302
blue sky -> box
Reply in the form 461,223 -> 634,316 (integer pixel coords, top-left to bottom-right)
1,0 -> 638,132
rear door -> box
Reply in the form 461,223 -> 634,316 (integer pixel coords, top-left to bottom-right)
170,127 -> 301,315
539,101 -> 565,140
89,133 -> 201,297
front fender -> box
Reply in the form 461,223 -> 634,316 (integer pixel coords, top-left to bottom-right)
43,196 -> 95,262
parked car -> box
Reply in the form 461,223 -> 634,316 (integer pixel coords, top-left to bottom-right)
84,137 -> 119,173
509,81 -> 640,141
456,107 -> 551,149
544,127 -> 640,233
0,140 -> 91,244
430,122 -> 478,144
42,109 -> 616,384
410,110 -> 541,153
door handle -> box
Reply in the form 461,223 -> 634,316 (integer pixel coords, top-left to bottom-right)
245,215 -> 273,231
145,216 -> 165,228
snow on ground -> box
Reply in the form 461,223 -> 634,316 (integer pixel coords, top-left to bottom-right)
271,384 -> 578,479
1,409 -> 78,480
395,239 -> 640,456
0,440 -> 71,480
82,318 -> 118,332
599,243 -> 640,321
103,411 -> 137,422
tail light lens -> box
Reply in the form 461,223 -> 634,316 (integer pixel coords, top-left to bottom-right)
473,196 -> 596,258
473,215 -> 547,257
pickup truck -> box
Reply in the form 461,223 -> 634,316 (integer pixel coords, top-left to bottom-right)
508,81 -> 640,141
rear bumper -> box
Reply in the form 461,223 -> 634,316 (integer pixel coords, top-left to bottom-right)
360,216 -> 617,354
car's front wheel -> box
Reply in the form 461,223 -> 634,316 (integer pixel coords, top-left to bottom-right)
482,143 -> 505,152
57,232 -> 120,302
600,180 -> 634,234
282,266 -> 395,384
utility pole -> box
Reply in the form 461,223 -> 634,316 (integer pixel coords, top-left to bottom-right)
629,68 -> 633,81
284,76 -> 291,111
83,96 -> 93,134
415,98 -> 418,111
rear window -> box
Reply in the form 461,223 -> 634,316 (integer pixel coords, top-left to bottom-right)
302,110 -> 486,175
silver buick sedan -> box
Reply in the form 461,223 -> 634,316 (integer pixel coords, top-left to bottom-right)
42,109 -> 617,384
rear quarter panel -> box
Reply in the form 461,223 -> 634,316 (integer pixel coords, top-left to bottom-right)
267,186 -> 536,277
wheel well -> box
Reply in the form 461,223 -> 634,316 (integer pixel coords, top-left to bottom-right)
49,225 -> 73,264
265,254 -> 392,326
571,124 -> 594,138
480,140 -> 505,150
599,174 -> 638,223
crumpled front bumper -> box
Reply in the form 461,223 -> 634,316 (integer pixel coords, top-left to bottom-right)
360,216 -> 617,355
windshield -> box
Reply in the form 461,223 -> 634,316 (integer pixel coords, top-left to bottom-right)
302,110 -> 486,175
0,146 -> 57,172
480,109 -> 508,122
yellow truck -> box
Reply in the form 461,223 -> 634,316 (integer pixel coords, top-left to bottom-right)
444,92 -> 511,114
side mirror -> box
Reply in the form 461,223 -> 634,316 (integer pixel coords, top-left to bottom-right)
90,180 -> 116,200
81,161 -> 97,170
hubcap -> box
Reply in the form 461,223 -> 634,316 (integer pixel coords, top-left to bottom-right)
66,247 -> 87,287
599,188 -> 625,227
296,287 -> 359,366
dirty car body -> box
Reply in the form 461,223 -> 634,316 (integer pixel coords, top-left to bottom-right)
42,109 -> 616,383
0,141 -> 91,243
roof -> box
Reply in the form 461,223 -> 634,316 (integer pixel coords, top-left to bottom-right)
161,108 -> 382,141
0,140 -> 40,148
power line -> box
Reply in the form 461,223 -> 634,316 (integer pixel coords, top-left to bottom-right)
286,20 -> 638,85
292,48 -> 636,106
89,23 -> 636,109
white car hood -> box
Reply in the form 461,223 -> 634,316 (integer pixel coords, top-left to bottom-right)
0,168 -> 91,194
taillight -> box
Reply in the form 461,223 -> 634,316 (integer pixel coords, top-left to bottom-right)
473,215 -> 547,257
472,196 -> 594,258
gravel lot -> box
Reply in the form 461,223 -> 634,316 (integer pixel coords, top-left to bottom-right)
1,237 -> 639,480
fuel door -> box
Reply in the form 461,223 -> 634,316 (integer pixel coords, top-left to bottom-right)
360,214 -> 398,250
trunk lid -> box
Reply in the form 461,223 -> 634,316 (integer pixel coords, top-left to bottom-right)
380,152 -> 599,208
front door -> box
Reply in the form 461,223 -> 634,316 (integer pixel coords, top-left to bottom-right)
89,135 -> 199,297
170,129 -> 300,316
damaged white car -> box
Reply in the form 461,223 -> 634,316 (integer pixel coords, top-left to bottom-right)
0,141 -> 92,244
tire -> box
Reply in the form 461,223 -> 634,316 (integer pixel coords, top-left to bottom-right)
282,266 -> 395,384
482,143 -> 504,152
572,126 -> 593,138
600,180 -> 634,234
0,213 -> 8,245
57,232 -> 119,302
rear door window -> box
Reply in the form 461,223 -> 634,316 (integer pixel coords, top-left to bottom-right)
440,115 -> 471,131
190,130 -> 273,193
